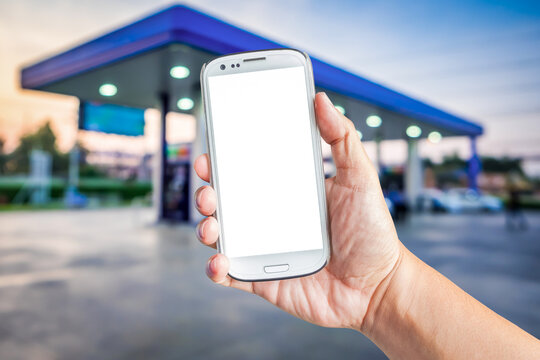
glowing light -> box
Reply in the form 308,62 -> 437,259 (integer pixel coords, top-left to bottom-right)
177,97 -> 194,111
428,131 -> 442,143
406,125 -> 422,138
335,105 -> 345,115
356,130 -> 363,140
366,115 -> 382,128
99,83 -> 117,97
170,66 -> 190,79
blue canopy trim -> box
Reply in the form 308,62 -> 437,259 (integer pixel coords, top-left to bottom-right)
21,4 -> 482,136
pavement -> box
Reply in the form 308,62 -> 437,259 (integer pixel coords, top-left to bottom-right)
0,208 -> 538,359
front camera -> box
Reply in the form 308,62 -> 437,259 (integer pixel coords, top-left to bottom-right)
236,63 -> 240,67
220,64 -> 226,70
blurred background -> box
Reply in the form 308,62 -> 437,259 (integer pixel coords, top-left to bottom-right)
0,1 -> 539,359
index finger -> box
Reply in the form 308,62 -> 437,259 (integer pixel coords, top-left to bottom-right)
194,153 -> 210,182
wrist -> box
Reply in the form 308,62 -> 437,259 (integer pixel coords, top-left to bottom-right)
358,246 -> 437,358
357,245 -> 419,337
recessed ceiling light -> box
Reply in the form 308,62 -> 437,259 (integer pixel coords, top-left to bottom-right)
177,97 -> 194,111
170,66 -> 190,79
366,115 -> 382,128
335,105 -> 345,115
356,130 -> 363,140
428,131 -> 442,143
99,83 -> 117,97
406,125 -> 422,138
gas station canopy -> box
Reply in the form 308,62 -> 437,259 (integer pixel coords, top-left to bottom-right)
21,4 -> 482,142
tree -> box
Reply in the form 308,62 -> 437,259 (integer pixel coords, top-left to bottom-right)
481,156 -> 523,175
0,137 -> 7,174
3,121 -> 69,176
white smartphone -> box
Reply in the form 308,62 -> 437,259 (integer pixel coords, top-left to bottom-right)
200,49 -> 330,281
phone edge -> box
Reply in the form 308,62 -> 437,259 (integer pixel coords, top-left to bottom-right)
200,49 -> 331,282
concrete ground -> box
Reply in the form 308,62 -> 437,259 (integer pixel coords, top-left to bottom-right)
0,208 -> 538,359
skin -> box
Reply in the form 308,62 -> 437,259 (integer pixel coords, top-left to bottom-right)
194,92 -> 540,358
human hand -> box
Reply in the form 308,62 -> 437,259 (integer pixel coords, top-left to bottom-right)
194,92 -> 403,330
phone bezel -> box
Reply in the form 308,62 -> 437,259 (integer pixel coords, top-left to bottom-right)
200,49 -> 330,281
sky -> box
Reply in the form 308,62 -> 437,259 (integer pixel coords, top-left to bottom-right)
1,0 -> 539,173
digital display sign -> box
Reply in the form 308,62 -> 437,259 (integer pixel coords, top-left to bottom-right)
79,102 -> 145,136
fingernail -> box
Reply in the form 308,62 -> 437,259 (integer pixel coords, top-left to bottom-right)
196,187 -> 205,209
206,256 -> 216,277
197,220 -> 206,239
195,190 -> 201,208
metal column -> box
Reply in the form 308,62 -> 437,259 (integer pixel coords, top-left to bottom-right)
156,93 -> 169,221
375,134 -> 382,175
405,139 -> 423,210
468,136 -> 481,191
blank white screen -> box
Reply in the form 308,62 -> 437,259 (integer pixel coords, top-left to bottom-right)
208,66 -> 323,258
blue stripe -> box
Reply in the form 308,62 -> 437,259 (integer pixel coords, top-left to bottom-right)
21,4 -> 482,136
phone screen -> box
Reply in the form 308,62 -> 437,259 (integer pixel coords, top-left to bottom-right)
207,66 -> 324,258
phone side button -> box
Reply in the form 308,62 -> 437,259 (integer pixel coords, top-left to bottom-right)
264,264 -> 290,273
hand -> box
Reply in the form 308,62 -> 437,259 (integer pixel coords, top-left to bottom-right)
194,92 -> 403,330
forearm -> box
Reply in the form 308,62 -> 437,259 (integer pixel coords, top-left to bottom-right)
359,246 -> 540,359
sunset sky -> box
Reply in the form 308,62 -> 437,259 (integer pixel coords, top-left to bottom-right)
1,0 -> 539,173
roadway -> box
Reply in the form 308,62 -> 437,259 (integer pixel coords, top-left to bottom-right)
0,209 -> 538,359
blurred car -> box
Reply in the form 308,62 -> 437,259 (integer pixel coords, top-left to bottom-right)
418,188 -> 446,212
419,188 -> 503,213
478,192 -> 505,213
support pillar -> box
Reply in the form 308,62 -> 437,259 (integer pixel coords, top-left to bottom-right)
68,142 -> 79,190
405,139 -> 423,210
375,135 -> 382,175
154,93 -> 169,222
468,136 -> 480,191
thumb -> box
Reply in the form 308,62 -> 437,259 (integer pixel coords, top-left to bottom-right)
315,92 -> 376,183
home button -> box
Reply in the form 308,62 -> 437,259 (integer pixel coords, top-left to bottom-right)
264,264 -> 290,273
